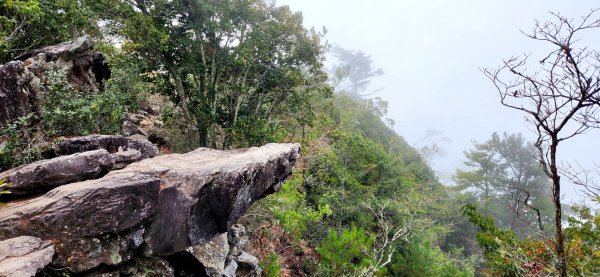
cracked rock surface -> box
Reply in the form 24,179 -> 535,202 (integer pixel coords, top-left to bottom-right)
0,236 -> 55,277
0,143 -> 299,275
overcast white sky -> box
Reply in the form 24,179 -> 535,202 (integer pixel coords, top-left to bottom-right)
277,0 -> 600,205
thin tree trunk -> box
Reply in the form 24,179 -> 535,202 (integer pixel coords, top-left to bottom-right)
168,65 -> 196,145
550,140 -> 566,277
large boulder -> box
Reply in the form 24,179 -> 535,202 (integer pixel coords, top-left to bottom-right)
0,173 -> 160,272
0,149 -> 114,197
0,36 -> 98,128
0,143 -> 300,274
0,236 -> 55,277
134,143 -> 300,255
0,61 -> 37,127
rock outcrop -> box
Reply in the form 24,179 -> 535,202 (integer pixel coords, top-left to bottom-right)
0,143 -> 299,276
0,149 -> 114,197
52,134 -> 159,159
0,135 -> 159,198
0,236 -> 55,277
0,36 -> 101,128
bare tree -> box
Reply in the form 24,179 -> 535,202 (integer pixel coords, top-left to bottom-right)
482,9 -> 600,277
354,199 -> 413,277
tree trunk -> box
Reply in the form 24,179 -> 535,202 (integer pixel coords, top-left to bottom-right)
168,65 -> 196,146
550,140 -> 566,277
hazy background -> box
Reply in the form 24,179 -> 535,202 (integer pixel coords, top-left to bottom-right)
277,0 -> 600,205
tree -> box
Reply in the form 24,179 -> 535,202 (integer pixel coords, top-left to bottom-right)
455,132 -> 553,236
330,45 -> 384,97
106,0 -> 329,149
0,0 -> 42,61
482,9 -> 600,276
1,0 -> 101,63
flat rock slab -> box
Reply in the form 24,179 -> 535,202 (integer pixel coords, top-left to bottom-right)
0,173 -> 160,272
0,149 -> 114,197
130,143 -> 300,255
0,236 -> 55,277
53,135 -> 158,159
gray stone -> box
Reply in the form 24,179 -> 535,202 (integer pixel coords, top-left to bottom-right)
138,143 -> 300,256
0,36 -> 98,128
236,252 -> 260,271
122,112 -> 158,137
226,224 -> 261,277
0,236 -> 55,277
111,149 -> 142,170
122,121 -> 148,137
50,227 -> 147,273
128,138 -> 159,159
223,260 -> 238,277
0,61 -> 36,127
0,173 -> 160,272
54,135 -> 158,160
0,149 -> 114,196
68,36 -> 93,56
228,224 -> 246,257
0,143 -> 299,274
187,233 -> 229,277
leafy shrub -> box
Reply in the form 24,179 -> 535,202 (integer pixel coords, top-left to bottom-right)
269,174 -> 332,240
391,239 -> 474,277
316,226 -> 374,274
41,68 -> 139,136
564,200 -> 600,275
231,115 -> 285,148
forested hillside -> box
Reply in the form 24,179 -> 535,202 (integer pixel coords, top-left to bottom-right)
238,92 -> 478,276
1,0 -> 598,276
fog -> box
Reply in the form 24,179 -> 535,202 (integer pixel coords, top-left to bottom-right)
277,0 -> 600,205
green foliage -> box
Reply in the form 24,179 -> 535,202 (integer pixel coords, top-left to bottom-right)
106,0 -> 330,148
261,252 -> 281,277
316,226 -> 374,274
0,178 -> 10,205
0,0 -> 43,61
564,201 -> 600,275
0,1 -> 479,275
231,116 -> 281,148
1,115 -> 33,169
462,203 -> 555,276
1,0 -> 101,62
267,174 -> 332,240
40,68 -> 140,136
391,239 -> 474,277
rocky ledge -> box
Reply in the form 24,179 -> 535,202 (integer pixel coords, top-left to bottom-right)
0,36 -> 104,128
0,139 -> 299,276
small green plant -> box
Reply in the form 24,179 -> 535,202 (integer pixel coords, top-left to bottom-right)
316,226 -> 374,274
261,253 -> 281,277
0,179 -> 10,206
